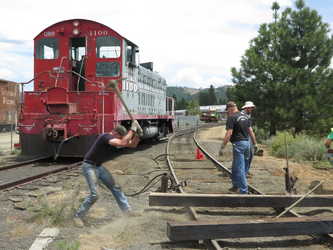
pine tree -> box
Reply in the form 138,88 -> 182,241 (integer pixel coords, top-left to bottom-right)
229,0 -> 333,135
208,85 -> 218,105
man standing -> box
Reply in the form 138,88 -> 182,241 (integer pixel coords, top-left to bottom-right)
219,101 -> 257,194
241,101 -> 258,175
74,121 -> 141,226
324,128 -> 333,166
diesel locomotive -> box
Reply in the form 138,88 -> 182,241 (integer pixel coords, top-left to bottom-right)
18,19 -> 175,158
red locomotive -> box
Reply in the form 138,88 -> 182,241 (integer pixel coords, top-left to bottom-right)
18,19 -> 175,158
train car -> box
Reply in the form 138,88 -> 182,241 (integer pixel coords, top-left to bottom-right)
200,111 -> 219,122
0,79 -> 19,132
18,19 -> 175,158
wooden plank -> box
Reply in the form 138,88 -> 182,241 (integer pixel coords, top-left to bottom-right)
149,192 -> 333,207
167,216 -> 333,241
29,227 -> 59,250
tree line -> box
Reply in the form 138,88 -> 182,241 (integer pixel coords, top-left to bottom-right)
173,85 -> 227,114
227,0 -> 333,136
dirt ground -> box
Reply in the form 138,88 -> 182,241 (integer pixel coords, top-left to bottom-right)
198,126 -> 333,193
1,126 -> 333,250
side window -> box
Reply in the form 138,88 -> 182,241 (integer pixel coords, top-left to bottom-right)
96,62 -> 120,77
96,36 -> 121,58
36,38 -> 59,59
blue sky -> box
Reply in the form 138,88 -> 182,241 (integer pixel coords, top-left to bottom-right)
0,0 -> 332,90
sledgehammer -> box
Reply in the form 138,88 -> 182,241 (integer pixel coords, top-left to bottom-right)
109,80 -> 143,136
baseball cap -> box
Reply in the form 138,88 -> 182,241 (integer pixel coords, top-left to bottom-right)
226,101 -> 236,110
114,125 -> 127,136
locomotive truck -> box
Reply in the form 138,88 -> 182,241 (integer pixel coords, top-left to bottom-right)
18,19 -> 175,158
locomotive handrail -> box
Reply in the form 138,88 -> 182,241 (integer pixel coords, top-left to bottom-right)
76,55 -> 86,92
70,70 -> 105,88
17,122 -> 35,128
20,71 -> 51,85
54,56 -> 67,87
78,123 -> 97,127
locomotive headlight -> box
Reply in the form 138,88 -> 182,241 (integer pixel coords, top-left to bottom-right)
72,28 -> 80,35
73,20 -> 80,27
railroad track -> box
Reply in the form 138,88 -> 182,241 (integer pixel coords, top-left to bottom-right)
0,160 -> 82,191
0,155 -> 52,171
0,124 -> 214,193
158,126 -> 333,250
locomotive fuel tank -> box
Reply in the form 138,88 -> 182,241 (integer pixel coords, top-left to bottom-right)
141,126 -> 159,139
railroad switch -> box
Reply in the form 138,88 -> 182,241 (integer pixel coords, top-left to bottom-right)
170,180 -> 188,191
160,173 -> 169,192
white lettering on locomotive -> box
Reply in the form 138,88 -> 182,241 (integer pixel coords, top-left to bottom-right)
89,30 -> 108,36
43,31 -> 55,37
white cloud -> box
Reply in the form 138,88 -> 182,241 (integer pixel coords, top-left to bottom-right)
0,0 -> 293,88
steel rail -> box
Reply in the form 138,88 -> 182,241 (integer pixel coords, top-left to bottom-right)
193,134 -> 262,195
166,128 -> 222,250
0,155 -> 52,171
0,161 -> 81,191
193,131 -> 333,242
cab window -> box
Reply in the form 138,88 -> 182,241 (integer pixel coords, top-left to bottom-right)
36,38 -> 59,59
96,62 -> 120,77
96,36 -> 121,58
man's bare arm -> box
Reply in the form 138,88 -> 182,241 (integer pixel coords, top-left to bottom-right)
248,127 -> 257,145
109,130 -> 135,147
127,135 -> 140,148
222,129 -> 233,147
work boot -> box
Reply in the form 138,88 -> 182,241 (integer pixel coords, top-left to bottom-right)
228,186 -> 239,193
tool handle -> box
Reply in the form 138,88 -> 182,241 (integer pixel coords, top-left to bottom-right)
109,80 -> 134,121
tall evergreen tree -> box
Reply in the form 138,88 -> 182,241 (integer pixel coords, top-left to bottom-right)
177,98 -> 188,110
229,0 -> 333,135
208,85 -> 218,105
199,91 -> 209,106
187,100 -> 200,115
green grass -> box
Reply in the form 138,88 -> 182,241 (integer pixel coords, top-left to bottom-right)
55,240 -> 80,250
27,185 -> 81,226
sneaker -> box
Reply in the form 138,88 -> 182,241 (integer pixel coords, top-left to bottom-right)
228,186 -> 239,193
73,215 -> 85,227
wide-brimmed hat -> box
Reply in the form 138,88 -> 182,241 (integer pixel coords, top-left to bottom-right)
242,101 -> 255,109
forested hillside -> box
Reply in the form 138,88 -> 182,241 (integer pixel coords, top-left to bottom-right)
167,85 -> 230,109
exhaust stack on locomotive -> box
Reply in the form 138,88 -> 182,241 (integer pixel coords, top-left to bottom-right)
18,19 -> 175,158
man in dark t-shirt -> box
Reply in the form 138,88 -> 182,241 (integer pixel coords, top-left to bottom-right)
241,101 -> 258,175
219,101 -> 257,194
74,121 -> 141,226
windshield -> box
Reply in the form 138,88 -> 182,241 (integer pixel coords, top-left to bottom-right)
36,38 -> 59,59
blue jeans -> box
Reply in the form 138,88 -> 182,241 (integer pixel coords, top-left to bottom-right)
246,138 -> 254,174
231,140 -> 250,194
76,162 -> 130,218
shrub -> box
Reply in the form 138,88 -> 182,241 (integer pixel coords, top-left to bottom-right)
266,131 -> 295,158
266,131 -> 326,162
289,134 -> 326,162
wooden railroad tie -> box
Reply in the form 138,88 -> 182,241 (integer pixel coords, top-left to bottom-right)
149,192 -> 333,208
167,216 -> 333,241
